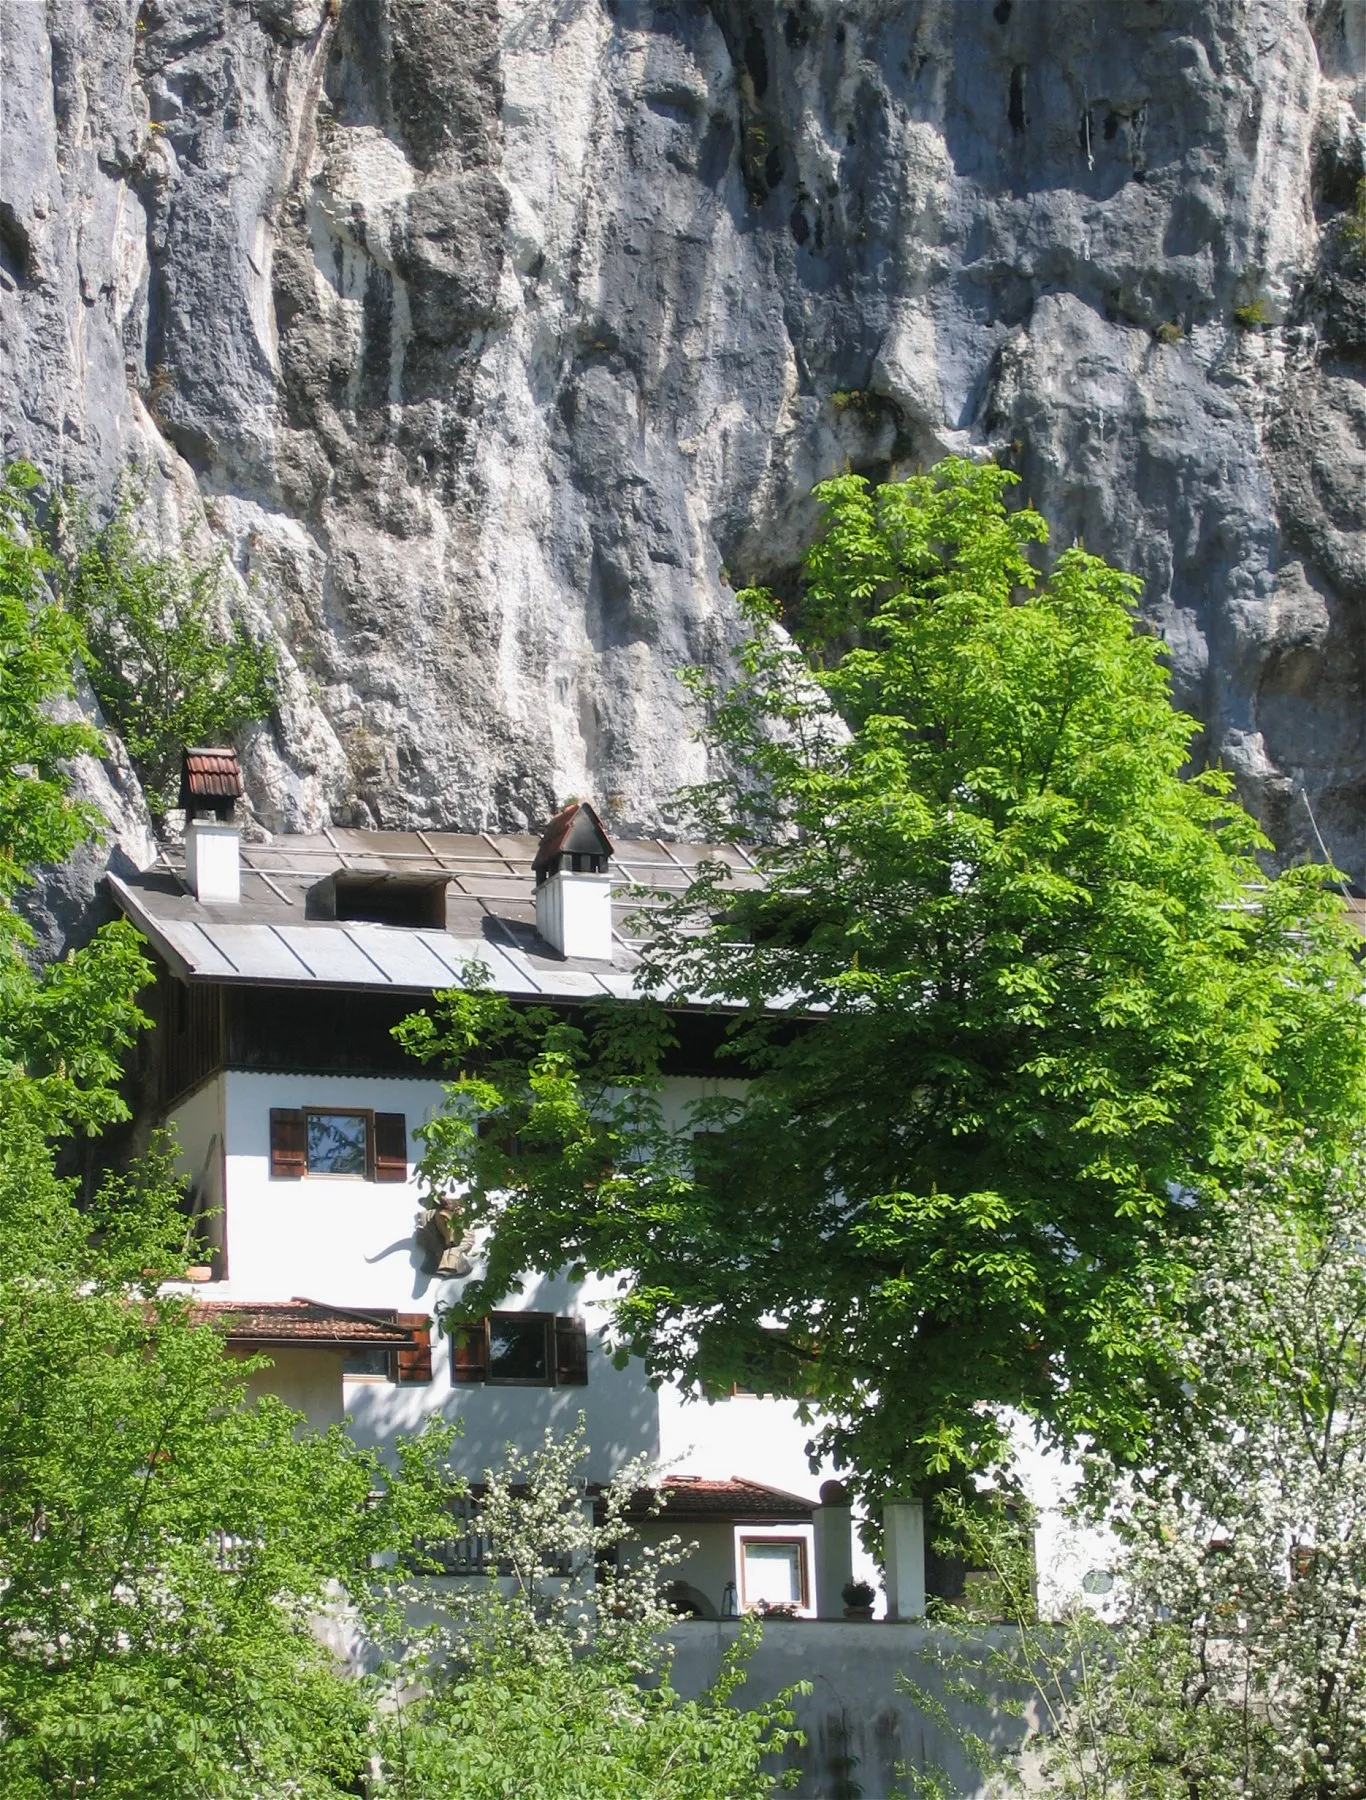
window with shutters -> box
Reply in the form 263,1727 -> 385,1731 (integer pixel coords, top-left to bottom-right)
307,1111 -> 368,1176
268,1108 -> 409,1182
450,1313 -> 589,1388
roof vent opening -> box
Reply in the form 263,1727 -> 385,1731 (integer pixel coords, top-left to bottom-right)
533,802 -> 615,961
307,870 -> 450,929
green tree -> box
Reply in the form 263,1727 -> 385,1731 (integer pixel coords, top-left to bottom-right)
0,463 -> 153,1137
399,458 -> 1366,1504
374,1424 -> 805,1799
0,1122 -> 451,1800
59,486 -> 277,816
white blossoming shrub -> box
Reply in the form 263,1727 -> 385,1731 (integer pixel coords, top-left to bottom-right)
1090,1143 -> 1366,1798
371,1422 -> 806,1800
905,1139 -> 1366,1800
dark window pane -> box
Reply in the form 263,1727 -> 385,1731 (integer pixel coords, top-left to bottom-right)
487,1315 -> 550,1384
343,1346 -> 392,1379
307,1112 -> 368,1176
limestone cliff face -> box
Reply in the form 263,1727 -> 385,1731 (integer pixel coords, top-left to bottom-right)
2,0 -> 1363,890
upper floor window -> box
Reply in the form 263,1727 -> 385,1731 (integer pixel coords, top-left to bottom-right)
269,1108 -> 409,1181
308,1111 -> 368,1176
451,1312 -> 589,1388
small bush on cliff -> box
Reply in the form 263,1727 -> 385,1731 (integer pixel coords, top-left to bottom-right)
0,462 -> 152,1136
58,488 -> 278,816
1343,176 -> 1366,254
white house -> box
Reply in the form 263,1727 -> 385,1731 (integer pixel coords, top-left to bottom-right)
110,752 -> 908,1621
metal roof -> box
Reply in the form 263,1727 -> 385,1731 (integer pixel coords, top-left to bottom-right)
108,826 -> 761,1002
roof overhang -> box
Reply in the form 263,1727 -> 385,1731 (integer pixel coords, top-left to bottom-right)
187,1298 -> 421,1350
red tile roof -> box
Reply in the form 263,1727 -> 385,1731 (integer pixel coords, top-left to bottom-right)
637,1476 -> 817,1520
188,1298 -> 418,1348
180,746 -> 243,802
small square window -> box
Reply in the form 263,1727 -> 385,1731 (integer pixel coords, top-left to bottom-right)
739,1537 -> 809,1611
306,1111 -> 369,1177
487,1314 -> 551,1384
342,1345 -> 393,1380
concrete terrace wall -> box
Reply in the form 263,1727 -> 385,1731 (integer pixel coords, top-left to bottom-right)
668,1620 -> 1033,1800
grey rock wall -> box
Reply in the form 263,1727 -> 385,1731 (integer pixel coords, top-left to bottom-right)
1,0 -> 1363,879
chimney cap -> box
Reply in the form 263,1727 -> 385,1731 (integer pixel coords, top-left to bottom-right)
179,747 -> 243,819
532,801 -> 614,877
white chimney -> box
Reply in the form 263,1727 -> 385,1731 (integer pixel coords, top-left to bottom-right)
185,821 -> 241,904
181,748 -> 243,905
533,802 -> 615,961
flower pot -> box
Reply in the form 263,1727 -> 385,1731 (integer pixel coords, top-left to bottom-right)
842,1604 -> 875,1621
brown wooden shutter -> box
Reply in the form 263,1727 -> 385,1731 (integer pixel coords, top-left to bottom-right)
269,1109 -> 305,1179
373,1112 -> 408,1183
451,1319 -> 489,1384
554,1316 -> 589,1387
395,1313 -> 433,1384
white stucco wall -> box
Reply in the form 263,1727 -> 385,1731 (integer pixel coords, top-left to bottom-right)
233,1344 -> 346,1432
169,1066 -> 851,1495
167,1062 -> 1095,1620
217,1070 -> 445,1308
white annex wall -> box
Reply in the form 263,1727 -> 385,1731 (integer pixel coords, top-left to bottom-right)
169,1074 -> 226,1198
233,1345 -> 346,1433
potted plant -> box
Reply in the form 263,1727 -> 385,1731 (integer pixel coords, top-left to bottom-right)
841,1579 -> 876,1620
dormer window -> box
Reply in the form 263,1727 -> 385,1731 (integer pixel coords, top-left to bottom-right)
306,871 -> 449,929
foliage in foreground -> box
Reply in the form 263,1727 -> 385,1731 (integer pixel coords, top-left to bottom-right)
0,1120 -> 452,1800
397,456 -> 1366,1505
902,1139 -> 1366,1800
373,1426 -> 806,1800
1,466 -> 455,1796
57,481 -> 278,815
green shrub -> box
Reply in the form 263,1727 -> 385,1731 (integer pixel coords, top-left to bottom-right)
59,493 -> 278,816
1344,175 -> 1366,254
